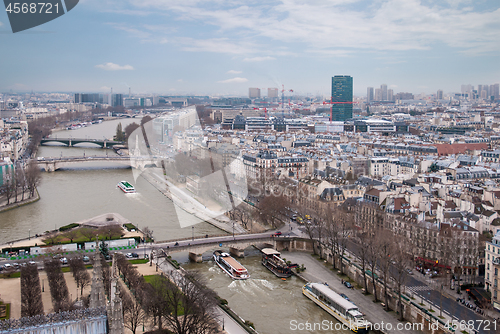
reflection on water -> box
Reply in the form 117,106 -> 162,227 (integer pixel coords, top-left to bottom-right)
183,255 -> 350,334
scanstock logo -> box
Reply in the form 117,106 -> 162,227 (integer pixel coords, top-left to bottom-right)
128,106 -> 248,228
3,0 -> 79,33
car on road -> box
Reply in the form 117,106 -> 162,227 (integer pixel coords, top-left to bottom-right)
83,256 -> 90,263
126,253 -> 133,258
28,261 -> 36,266
60,258 -> 68,265
340,293 -> 350,301
343,281 -> 354,289
12,263 -> 19,269
273,231 -> 282,237
131,253 -> 139,258
3,263 -> 13,270
407,269 -> 413,275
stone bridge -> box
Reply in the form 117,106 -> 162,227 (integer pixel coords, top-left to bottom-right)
40,138 -> 124,148
154,234 -> 314,262
36,156 -> 159,172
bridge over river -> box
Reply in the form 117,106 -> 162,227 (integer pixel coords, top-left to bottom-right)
153,232 -> 313,262
40,138 -> 124,148
36,156 -> 159,172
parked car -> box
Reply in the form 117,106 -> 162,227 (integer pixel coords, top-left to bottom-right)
126,253 -> 133,258
28,261 -> 36,266
131,253 -> 139,258
82,256 -> 90,263
3,263 -> 13,270
12,263 -> 19,269
407,269 -> 414,275
340,293 -> 350,301
344,281 -> 354,289
60,258 -> 68,265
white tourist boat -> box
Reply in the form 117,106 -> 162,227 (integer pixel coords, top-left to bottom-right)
302,282 -> 370,333
213,250 -> 250,280
117,181 -> 136,193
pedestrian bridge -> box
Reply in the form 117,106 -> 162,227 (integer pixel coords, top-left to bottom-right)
40,138 -> 124,148
36,156 -> 159,172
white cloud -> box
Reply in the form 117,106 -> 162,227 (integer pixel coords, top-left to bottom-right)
95,63 -> 134,71
227,70 -> 242,74
243,56 -> 275,62
117,0 -> 500,55
217,77 -> 248,83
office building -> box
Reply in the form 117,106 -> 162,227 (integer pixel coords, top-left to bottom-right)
387,89 -> 394,102
381,84 -> 388,101
437,90 -> 443,100
367,87 -> 373,103
249,88 -> 261,99
268,88 -> 279,99
112,94 -> 123,107
331,75 -> 353,122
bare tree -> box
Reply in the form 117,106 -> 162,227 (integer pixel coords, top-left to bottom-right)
392,234 -> 413,321
15,164 -> 27,201
122,288 -> 146,334
356,230 -> 370,293
64,229 -> 79,243
324,207 -> 354,274
162,271 -> 219,334
80,227 -> 97,242
97,225 -> 123,240
25,160 -> 41,198
20,263 -> 44,317
366,228 -> 382,302
378,229 -> 394,311
1,172 -> 14,205
43,232 -> 60,245
142,226 -> 154,242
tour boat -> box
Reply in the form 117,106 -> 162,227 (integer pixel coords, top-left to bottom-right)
261,248 -> 296,278
302,283 -> 370,333
213,250 -> 250,280
117,181 -> 136,193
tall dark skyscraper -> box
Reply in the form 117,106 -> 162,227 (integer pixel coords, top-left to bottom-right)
331,75 -> 353,121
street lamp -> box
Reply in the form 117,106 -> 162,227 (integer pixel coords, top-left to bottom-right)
42,279 -> 44,292
29,229 -> 30,240
232,222 -> 235,240
192,226 -> 194,241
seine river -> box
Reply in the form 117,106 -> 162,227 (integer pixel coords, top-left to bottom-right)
0,118 -> 348,333
182,251 -> 350,334
0,118 -> 222,244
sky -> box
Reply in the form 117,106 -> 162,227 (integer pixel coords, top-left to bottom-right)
0,0 -> 499,97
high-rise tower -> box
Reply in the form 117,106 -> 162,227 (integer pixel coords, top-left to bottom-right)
331,75 -> 353,121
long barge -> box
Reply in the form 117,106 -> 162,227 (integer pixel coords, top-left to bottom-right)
261,248 -> 295,278
302,282 -> 370,333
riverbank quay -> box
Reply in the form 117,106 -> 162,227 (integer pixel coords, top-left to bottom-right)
282,251 -> 424,334
0,213 -> 143,257
155,255 -> 252,334
140,168 -> 246,235
0,189 -> 40,214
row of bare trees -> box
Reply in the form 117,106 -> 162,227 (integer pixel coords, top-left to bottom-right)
68,257 -> 91,297
114,253 -> 219,334
20,263 -> 44,317
0,161 -> 41,205
44,259 -> 72,312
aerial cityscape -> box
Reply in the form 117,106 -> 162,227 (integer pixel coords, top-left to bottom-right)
1,1 -> 500,334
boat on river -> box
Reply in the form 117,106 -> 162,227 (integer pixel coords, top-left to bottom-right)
303,283 -> 370,333
117,181 -> 136,193
261,248 -> 295,278
213,250 -> 249,280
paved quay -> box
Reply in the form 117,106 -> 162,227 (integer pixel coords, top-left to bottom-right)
281,251 -> 423,334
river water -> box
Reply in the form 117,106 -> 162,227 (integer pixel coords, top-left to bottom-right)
0,118 -> 223,244
182,251 -> 351,334
0,118 -> 349,333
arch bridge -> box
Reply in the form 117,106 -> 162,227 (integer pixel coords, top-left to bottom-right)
36,156 -> 158,172
40,138 -> 124,148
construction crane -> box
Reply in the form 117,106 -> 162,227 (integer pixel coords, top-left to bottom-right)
281,85 -> 294,118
